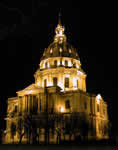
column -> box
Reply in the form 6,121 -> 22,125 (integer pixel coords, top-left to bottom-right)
30,95 -> 32,114
80,77 -> 82,90
32,95 -> 34,113
23,96 -> 25,114
19,96 -> 22,114
28,95 -> 30,114
18,97 -> 20,114
24,95 -> 26,113
38,94 -> 40,114
26,95 -> 28,113
90,97 -> 92,115
100,101 -> 102,117
93,97 -> 96,115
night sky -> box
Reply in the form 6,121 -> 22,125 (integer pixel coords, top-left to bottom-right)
0,1 -> 116,138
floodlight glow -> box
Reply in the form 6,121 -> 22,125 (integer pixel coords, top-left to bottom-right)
28,90 -> 33,94
37,82 -> 40,86
96,94 -> 101,104
59,106 -> 64,112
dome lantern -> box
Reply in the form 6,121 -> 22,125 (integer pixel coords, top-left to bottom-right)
40,13 -> 80,61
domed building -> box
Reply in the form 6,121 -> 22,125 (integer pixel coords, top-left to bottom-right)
3,16 -> 109,144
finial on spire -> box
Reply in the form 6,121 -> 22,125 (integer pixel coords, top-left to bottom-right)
54,9 -> 66,43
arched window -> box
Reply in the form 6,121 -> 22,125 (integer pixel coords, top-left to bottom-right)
103,108 -> 105,115
65,60 -> 68,67
45,62 -> 48,68
97,104 -> 99,112
50,49 -> 52,54
54,60 -> 57,67
77,80 -> 79,88
44,79 -> 47,87
65,100 -> 70,109
73,62 -> 76,68
14,106 -> 17,112
84,101 -> 87,109
53,77 -> 58,86
60,58 -> 62,66
65,78 -> 69,88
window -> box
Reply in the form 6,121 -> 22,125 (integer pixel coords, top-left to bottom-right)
65,60 -> 68,67
97,104 -> 99,112
60,58 -> 62,66
90,99 -> 92,114
65,77 -> 69,88
50,49 -> 52,53
51,107 -> 54,113
45,62 -> 48,68
14,106 -> 17,112
103,108 -> 105,115
54,60 -> 57,67
40,99 -> 42,112
53,77 -> 58,86
59,48 -> 62,53
84,101 -> 87,109
69,49 -> 71,53
44,79 -> 47,87
65,100 -> 70,109
33,95 -> 38,114
73,62 -> 76,68
77,80 -> 79,88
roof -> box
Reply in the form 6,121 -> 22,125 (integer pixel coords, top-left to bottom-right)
40,42 -> 80,61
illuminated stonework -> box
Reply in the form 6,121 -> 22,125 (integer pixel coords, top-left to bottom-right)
35,56 -> 85,92
3,16 -> 109,144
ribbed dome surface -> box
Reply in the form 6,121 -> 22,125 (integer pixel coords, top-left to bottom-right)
40,42 -> 79,61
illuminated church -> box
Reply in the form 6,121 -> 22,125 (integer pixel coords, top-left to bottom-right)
3,15 -> 109,144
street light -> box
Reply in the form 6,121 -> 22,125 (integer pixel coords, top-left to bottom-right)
59,106 -> 64,113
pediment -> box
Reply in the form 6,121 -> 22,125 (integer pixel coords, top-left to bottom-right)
16,84 -> 44,96
24,84 -> 38,90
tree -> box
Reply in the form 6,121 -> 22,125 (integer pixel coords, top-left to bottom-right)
55,127 -> 61,144
23,115 -> 38,144
78,114 -> 89,141
17,118 -> 25,144
11,122 -> 16,143
80,119 -> 89,141
104,121 -> 112,141
17,115 -> 39,144
70,113 -> 89,142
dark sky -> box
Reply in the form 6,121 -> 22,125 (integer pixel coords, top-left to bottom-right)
0,0 -> 116,136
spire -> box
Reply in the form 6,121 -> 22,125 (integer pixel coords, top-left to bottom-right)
58,9 -> 62,25
54,9 -> 66,43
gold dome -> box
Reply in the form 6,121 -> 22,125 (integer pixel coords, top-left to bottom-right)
40,42 -> 79,61
40,22 -> 79,61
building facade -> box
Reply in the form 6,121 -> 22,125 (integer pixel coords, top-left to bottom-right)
3,18 -> 109,144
